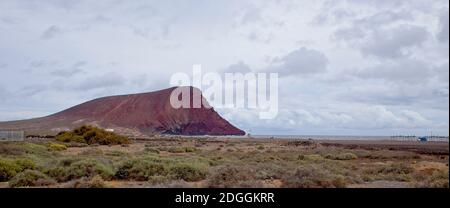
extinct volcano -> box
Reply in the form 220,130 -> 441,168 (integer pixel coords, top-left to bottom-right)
0,87 -> 245,136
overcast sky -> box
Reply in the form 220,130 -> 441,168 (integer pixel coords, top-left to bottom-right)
0,0 -> 448,136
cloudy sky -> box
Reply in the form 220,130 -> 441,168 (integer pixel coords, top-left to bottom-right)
0,0 -> 448,136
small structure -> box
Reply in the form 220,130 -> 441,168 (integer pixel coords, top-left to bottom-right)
418,137 -> 428,142
0,130 -> 25,142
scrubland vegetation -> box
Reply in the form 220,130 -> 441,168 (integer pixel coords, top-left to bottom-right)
0,132 -> 448,188
55,126 -> 129,145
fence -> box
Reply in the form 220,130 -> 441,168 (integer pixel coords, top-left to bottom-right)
391,135 -> 449,142
0,130 -> 25,141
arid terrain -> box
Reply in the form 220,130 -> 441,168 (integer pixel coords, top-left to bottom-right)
0,137 -> 448,188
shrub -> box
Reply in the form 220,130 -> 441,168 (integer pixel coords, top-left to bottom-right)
70,175 -> 109,188
48,142 -> 67,151
147,175 -> 170,185
14,158 -> 36,170
282,164 -> 347,188
55,125 -> 130,145
376,163 -> 413,175
426,170 -> 449,188
0,143 -> 26,155
167,147 -> 198,153
303,154 -> 324,161
170,164 -> 208,182
9,170 -> 56,188
144,148 -> 160,154
0,158 -> 36,182
105,150 -> 127,157
45,159 -> 113,182
115,159 -> 168,181
364,162 -> 414,182
184,147 -> 198,153
325,153 -> 358,160
79,148 -> 104,156
254,163 -> 286,180
207,165 -> 256,188
0,159 -> 21,182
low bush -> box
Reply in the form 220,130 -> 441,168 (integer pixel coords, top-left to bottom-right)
0,159 -> 20,181
70,175 -> 109,188
170,163 -> 208,182
48,142 -> 67,151
55,125 -> 130,145
79,148 -> 104,156
0,158 -> 36,182
0,143 -> 26,155
413,169 -> 449,188
254,163 -> 286,180
207,165 -> 256,188
325,153 -> 358,160
45,159 -> 113,182
167,147 -> 198,153
376,163 -> 414,175
363,163 -> 414,182
115,159 -> 168,181
303,154 -> 324,161
9,170 -> 56,188
144,148 -> 160,154
282,164 -> 347,188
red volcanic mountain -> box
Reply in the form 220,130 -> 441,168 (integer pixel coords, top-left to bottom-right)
0,87 -> 245,136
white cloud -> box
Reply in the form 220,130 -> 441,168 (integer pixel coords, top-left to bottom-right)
41,25 -> 63,40
354,58 -> 432,83
0,0 -> 448,135
267,47 -> 329,76
437,9 -> 449,42
75,73 -> 126,91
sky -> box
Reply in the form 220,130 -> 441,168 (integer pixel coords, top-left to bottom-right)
0,0 -> 448,136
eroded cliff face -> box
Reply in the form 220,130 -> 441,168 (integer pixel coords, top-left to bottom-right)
0,87 -> 246,136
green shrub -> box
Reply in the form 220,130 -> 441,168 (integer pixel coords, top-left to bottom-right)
70,175 -> 109,188
0,158 -> 36,182
147,175 -> 169,185
325,153 -> 358,160
48,142 -> 67,151
170,164 -> 208,182
105,150 -> 127,157
14,158 -> 36,170
9,170 -> 56,187
144,148 -> 160,154
115,159 -> 168,181
184,147 -> 198,153
55,125 -> 130,145
0,159 -> 21,182
167,146 -> 198,153
282,164 -> 347,188
207,165 -> 255,188
303,154 -> 324,161
45,159 -> 113,182
254,163 -> 286,180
